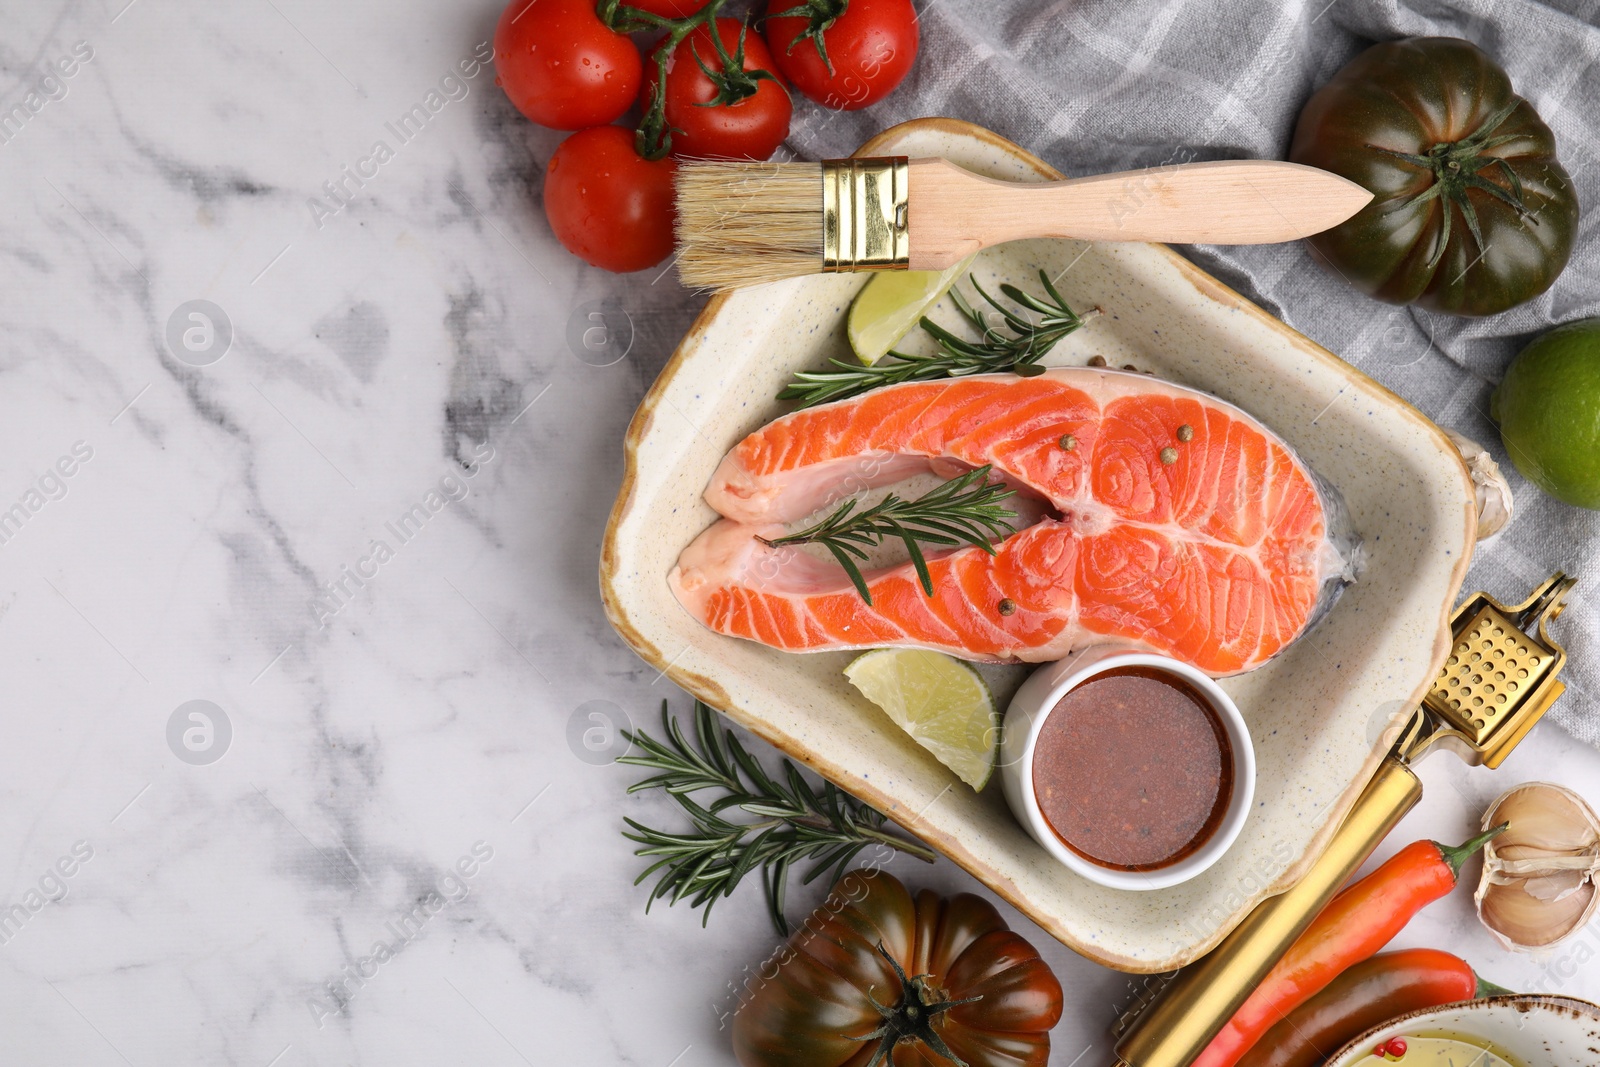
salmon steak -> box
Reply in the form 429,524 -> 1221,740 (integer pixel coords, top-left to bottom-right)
669,369 -> 1347,676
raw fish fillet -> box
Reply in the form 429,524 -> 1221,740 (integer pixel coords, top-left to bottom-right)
670,369 -> 1346,676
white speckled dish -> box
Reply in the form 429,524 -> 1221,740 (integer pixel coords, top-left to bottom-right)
1324,996 -> 1600,1067
601,118 -> 1475,971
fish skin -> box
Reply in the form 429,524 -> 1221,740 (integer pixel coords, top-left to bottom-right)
671,369 -> 1334,676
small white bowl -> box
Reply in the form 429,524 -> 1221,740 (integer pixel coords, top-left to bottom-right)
1000,647 -> 1256,891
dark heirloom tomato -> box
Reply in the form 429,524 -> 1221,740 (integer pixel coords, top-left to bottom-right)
732,869 -> 1063,1067
1289,37 -> 1578,317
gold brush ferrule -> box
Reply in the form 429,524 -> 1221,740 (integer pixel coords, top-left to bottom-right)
821,157 -> 910,273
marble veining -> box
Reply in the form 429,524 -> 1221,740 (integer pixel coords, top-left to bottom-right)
0,1 -> 1596,1064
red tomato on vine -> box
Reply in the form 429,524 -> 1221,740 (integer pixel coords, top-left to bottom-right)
764,0 -> 918,110
493,0 -> 643,130
543,126 -> 677,272
642,17 -> 793,159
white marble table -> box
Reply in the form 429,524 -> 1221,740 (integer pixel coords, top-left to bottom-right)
2,2 -> 1596,1064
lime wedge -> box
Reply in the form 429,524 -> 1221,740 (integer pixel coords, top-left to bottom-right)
844,649 -> 998,790
847,255 -> 978,365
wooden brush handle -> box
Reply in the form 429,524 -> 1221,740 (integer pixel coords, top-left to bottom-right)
905,157 -> 1373,269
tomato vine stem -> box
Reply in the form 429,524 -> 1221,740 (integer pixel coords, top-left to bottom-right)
1367,99 -> 1537,272
765,0 -> 849,73
849,942 -> 985,1067
597,0 -> 777,160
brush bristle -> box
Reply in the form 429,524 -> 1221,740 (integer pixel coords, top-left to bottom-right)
673,161 -> 823,291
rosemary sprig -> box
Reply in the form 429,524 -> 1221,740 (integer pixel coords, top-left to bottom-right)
621,700 -> 936,934
758,465 -> 1015,604
778,269 -> 1088,408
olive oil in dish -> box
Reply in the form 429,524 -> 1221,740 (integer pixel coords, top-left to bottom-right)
1372,1034 -> 1520,1067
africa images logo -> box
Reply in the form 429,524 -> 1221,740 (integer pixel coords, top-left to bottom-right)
167,700 -> 233,766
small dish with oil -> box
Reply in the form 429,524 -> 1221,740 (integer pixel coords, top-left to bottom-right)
1324,995 -> 1600,1067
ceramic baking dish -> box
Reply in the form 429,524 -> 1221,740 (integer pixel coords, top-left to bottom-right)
601,118 -> 1475,971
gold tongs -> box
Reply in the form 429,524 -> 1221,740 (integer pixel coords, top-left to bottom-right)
1112,573 -> 1576,1067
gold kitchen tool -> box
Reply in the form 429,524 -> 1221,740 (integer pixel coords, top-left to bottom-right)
1111,572 -> 1576,1067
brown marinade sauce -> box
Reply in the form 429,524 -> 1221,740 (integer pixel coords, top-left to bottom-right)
1031,666 -> 1233,871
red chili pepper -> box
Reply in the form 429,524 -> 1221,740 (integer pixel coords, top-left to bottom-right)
1192,825 -> 1505,1067
1235,949 -> 1505,1067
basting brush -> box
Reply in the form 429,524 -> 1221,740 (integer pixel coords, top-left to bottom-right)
674,156 -> 1372,291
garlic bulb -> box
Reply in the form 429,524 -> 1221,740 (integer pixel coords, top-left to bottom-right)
1444,429 -> 1514,540
1475,782 -> 1600,951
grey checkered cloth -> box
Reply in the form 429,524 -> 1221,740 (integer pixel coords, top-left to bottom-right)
778,0 -> 1600,744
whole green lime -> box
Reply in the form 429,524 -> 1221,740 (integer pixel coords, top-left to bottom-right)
1493,318 -> 1600,509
